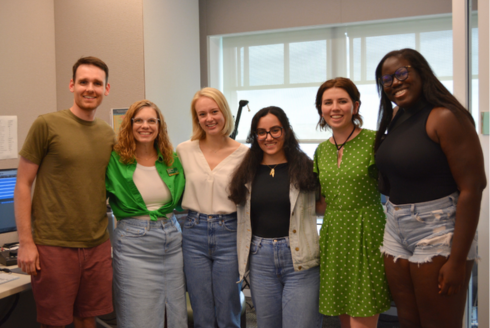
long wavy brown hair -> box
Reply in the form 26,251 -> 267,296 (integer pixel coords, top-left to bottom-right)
114,100 -> 174,166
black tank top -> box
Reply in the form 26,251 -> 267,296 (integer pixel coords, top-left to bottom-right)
376,102 -> 458,204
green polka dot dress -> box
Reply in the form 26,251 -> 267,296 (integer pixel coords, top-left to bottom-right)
313,129 -> 391,317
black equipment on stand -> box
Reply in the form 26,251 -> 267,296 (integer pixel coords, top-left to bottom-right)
230,100 -> 249,140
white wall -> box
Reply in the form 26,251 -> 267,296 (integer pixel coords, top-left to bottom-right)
0,0 -> 57,170
54,0 -> 146,125
1,0 -> 201,158
143,0 -> 201,146
0,0 -> 201,245
53,0 -> 201,146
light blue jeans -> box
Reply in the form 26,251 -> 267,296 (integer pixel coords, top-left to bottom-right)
182,211 -> 241,328
249,236 -> 323,328
381,192 -> 478,263
113,216 -> 187,328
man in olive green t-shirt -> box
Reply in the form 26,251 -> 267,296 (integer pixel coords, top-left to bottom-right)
14,57 -> 115,328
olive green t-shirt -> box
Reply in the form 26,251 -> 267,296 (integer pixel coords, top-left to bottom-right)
19,109 -> 115,248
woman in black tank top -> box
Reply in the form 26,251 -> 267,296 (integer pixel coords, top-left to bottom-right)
374,49 -> 486,328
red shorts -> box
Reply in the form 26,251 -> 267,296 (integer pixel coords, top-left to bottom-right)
31,239 -> 113,326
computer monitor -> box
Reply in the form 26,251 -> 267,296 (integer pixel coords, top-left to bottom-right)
0,168 -> 18,245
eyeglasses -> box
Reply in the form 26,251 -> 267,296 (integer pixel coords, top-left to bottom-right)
256,126 -> 283,140
132,118 -> 160,125
380,66 -> 411,87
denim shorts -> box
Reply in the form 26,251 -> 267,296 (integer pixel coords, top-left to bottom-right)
380,192 -> 478,263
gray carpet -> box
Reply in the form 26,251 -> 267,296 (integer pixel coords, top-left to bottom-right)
95,297 -> 400,327
244,297 -> 400,328
244,297 -> 340,328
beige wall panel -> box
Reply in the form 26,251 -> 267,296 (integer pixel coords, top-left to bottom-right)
201,0 -> 342,36
201,0 -> 451,36
143,0 -> 200,146
0,0 -> 57,169
54,0 -> 146,125
340,0 -> 451,23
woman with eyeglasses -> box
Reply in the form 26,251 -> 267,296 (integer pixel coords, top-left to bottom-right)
314,78 -> 391,328
105,100 -> 187,327
229,106 -> 323,328
176,88 -> 248,328
374,48 -> 486,327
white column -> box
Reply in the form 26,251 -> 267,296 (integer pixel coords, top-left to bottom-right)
477,1 -> 489,328
454,0 -> 490,327
453,1 -> 489,327
143,0 -> 201,146
452,0 -> 469,107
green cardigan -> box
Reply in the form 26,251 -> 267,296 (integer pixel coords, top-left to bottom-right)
105,150 -> 185,221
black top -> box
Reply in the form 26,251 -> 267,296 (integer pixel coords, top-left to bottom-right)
251,163 -> 290,238
376,101 -> 458,204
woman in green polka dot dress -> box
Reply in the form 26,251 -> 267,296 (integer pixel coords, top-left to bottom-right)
313,78 -> 391,328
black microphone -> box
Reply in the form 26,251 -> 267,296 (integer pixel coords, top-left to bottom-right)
230,100 -> 249,140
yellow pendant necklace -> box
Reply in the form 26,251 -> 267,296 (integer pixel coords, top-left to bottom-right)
266,164 -> 279,177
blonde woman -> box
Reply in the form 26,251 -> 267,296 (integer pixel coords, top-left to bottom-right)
176,88 -> 248,328
106,100 -> 186,328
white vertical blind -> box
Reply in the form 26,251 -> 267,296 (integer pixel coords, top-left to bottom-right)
249,44 -> 284,86
215,15 -> 463,142
289,40 -> 327,84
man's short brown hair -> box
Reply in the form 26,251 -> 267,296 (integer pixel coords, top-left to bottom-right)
72,56 -> 109,84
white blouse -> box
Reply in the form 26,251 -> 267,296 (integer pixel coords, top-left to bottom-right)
176,139 -> 249,214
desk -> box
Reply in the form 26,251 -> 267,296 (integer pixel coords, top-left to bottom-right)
0,267 -> 31,299
0,265 -> 37,328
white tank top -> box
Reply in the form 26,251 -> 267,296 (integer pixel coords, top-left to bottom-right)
133,164 -> 171,220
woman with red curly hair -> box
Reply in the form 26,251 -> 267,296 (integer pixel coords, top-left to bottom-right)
106,100 -> 187,328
